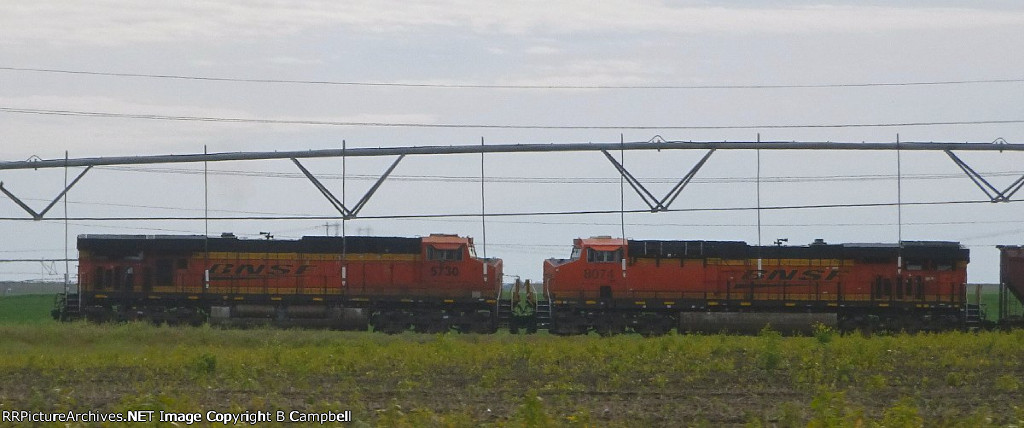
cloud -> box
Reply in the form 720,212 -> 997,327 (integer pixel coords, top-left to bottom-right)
267,56 -> 325,66
500,58 -> 675,87
0,95 -> 440,156
524,46 -> 561,56
3,1 -> 1023,47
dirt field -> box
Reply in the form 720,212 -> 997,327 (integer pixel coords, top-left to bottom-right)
0,323 -> 1022,426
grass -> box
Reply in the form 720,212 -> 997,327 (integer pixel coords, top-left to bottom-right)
0,323 -> 1022,426
973,286 -> 1024,321
0,294 -> 56,324
2,292 -> 1023,425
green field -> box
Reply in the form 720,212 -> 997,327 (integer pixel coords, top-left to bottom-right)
972,286 -> 1024,322
2,294 -> 1023,426
0,323 -> 1021,426
0,294 -> 56,324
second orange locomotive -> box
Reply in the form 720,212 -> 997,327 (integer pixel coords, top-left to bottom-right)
544,237 -> 968,335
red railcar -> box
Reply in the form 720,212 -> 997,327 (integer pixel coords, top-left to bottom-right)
65,233 -> 502,333
544,237 -> 968,335
997,246 -> 1024,326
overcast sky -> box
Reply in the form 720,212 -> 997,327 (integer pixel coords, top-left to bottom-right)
1,1 -> 1023,283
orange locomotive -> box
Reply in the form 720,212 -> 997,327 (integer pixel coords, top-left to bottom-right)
544,237 -> 969,335
62,233 -> 502,333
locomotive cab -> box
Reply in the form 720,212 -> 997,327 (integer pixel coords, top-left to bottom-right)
544,236 -> 627,300
420,234 -> 503,296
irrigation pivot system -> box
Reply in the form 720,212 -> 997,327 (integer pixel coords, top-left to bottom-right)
1,138 -> 1024,221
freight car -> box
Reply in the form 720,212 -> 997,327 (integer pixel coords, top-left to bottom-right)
52,233 -> 503,333
543,237 -> 972,335
997,245 -> 1024,327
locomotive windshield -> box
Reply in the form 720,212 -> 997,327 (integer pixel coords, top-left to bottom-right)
427,245 -> 463,261
570,246 -> 581,260
587,248 -> 622,263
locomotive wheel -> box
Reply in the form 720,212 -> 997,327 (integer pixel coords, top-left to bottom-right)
837,316 -> 858,335
636,324 -> 668,337
548,323 -> 570,335
165,307 -> 204,327
634,315 -> 673,337
857,317 -> 875,337
900,315 -> 923,334
375,311 -> 409,334
376,320 -> 406,334
84,305 -> 114,323
594,314 -> 626,337
414,323 -> 444,334
470,312 -> 496,334
552,321 -> 585,333
937,315 -> 960,332
549,321 -> 585,335
413,312 -> 449,334
877,316 -> 899,333
550,312 -> 587,335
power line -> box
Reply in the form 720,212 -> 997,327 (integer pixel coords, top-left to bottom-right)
13,195 -> 1024,228
2,106 -> 1023,130
2,66 -> 1022,90
2,198 -> 1020,222
0,248 -> 66,253
18,194 -> 317,217
385,218 -> 1024,228
0,259 -> 74,263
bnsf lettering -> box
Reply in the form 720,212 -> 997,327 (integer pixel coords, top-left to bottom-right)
742,269 -> 840,281
239,264 -> 265,275
208,264 -> 315,276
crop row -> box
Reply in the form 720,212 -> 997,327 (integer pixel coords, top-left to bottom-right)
0,322 -> 1022,426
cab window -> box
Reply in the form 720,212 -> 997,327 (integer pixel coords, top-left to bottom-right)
427,246 -> 463,261
570,247 -> 582,260
587,248 -> 622,263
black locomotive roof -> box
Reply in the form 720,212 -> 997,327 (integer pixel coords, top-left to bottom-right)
78,234 -> 422,256
627,239 -> 968,261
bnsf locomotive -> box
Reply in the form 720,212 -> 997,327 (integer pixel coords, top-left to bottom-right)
53,233 -> 1024,334
544,237 -> 969,335
54,233 -> 502,333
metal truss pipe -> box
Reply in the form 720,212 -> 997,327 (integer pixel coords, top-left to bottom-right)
1,140 -> 1022,171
